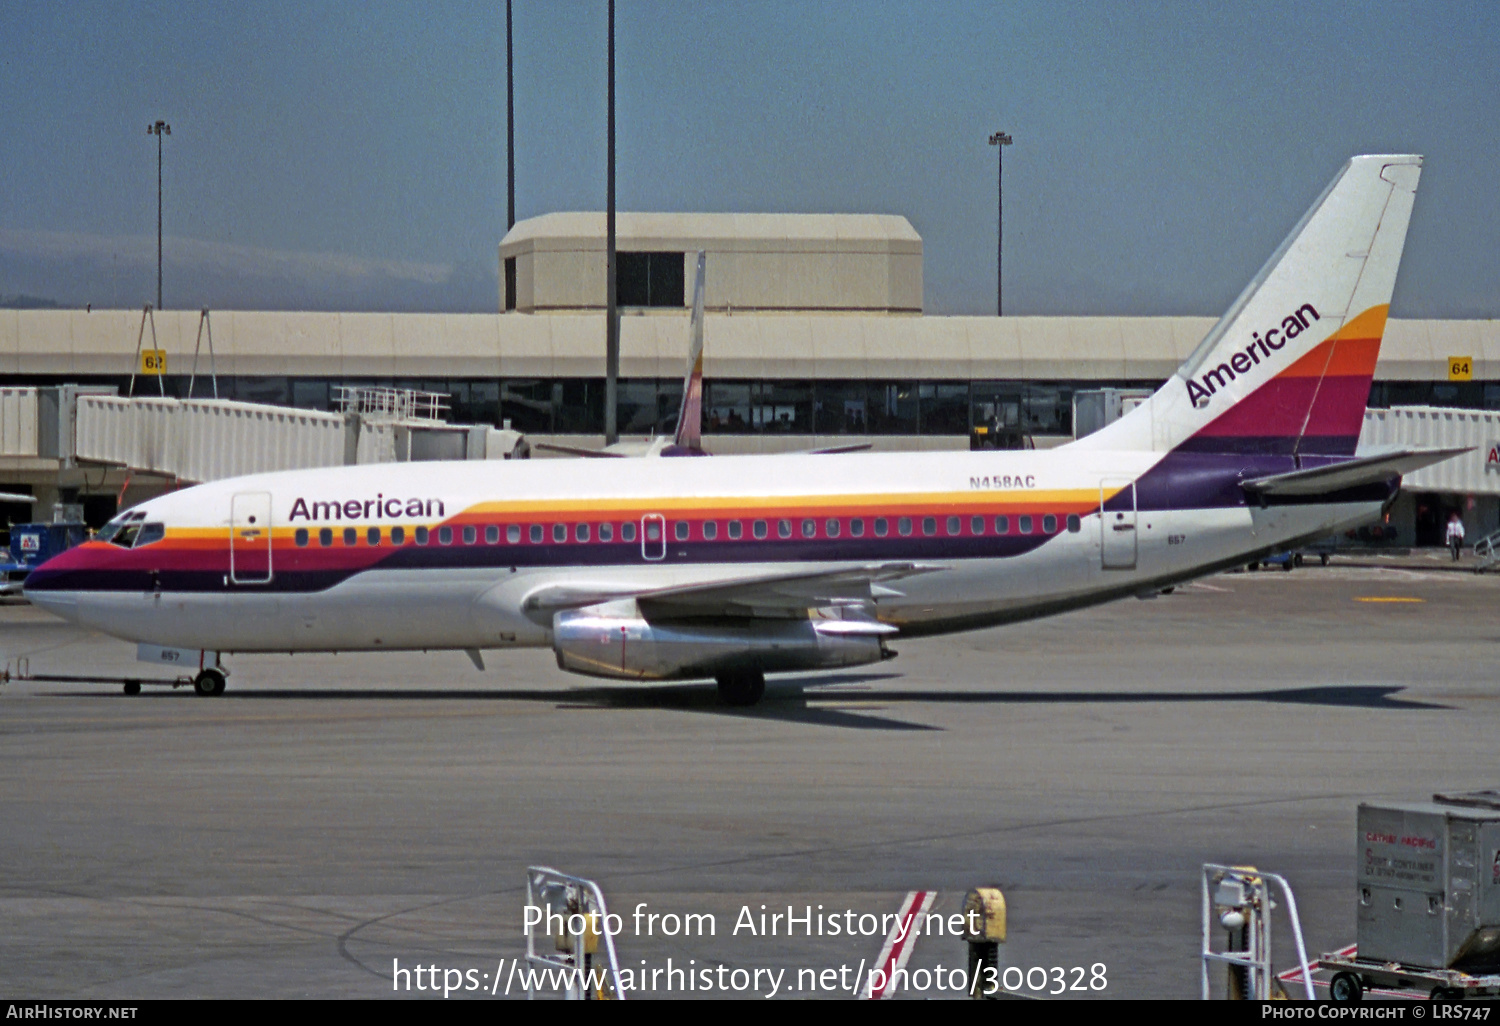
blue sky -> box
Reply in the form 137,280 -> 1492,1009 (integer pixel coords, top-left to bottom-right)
1,1 -> 1495,316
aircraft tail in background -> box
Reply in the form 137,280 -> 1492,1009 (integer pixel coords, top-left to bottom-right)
673,250 -> 707,451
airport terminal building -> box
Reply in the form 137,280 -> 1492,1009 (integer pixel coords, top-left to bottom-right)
1,212 -> 1497,545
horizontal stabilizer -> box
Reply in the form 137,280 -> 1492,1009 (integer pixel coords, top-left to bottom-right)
805,442 -> 874,455
1240,447 -> 1469,496
532,442 -> 628,459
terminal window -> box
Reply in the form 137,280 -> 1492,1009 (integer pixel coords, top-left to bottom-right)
617,252 -> 685,307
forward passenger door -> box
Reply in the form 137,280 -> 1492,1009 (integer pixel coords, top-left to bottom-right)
230,492 -> 274,584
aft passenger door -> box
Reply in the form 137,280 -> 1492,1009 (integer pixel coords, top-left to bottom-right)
1100,479 -> 1137,570
230,492 -> 274,584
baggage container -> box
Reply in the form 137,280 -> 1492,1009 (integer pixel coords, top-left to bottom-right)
1357,792 -> 1500,970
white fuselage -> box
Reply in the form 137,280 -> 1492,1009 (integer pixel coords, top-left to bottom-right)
25,447 -> 1379,656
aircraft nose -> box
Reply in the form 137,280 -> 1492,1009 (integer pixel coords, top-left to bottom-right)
22,544 -> 103,622
23,582 -> 77,619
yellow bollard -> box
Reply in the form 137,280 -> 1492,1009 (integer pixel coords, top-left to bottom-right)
961,887 -> 1007,999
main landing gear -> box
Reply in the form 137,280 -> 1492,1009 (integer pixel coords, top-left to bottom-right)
715,669 -> 765,707
193,666 -> 227,696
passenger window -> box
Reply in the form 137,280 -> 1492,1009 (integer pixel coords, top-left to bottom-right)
508,524 -> 521,543
294,528 -> 309,548
343,527 -> 358,547
621,521 -> 637,543
753,520 -> 768,539
995,515 -> 1010,534
778,519 -> 792,539
438,526 -> 453,545
898,517 -> 912,537
826,518 -> 840,538
1067,514 -> 1081,533
645,521 -> 661,542
367,526 -> 382,546
576,523 -> 590,543
728,520 -> 742,540
850,519 -> 865,537
675,521 -> 689,541
319,528 -> 333,547
599,523 -> 613,542
922,517 -> 936,537
1043,514 -> 1057,534
1019,515 -> 1034,534
486,525 -> 500,544
530,524 -> 543,543
553,523 -> 567,543
391,526 -> 406,545
463,525 -> 476,545
946,516 -> 961,536
801,519 -> 816,538
415,526 -> 429,545
703,521 -> 718,541
134,522 -> 166,547
874,517 -> 888,537
971,516 -> 984,535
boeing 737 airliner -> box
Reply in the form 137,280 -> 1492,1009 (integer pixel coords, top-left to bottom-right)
24,155 -> 1458,704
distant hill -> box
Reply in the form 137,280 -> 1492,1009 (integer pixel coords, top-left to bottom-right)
0,294 -> 65,309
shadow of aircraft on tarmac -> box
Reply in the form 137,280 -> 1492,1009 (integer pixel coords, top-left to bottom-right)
74,673 -> 1449,731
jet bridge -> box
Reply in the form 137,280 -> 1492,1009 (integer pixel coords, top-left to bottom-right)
2,385 -> 527,486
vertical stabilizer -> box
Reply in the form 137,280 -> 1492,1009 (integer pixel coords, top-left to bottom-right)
673,250 -> 707,450
1073,155 -> 1421,455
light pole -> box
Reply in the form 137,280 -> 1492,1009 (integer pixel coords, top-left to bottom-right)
988,131 -> 1011,317
147,120 -> 171,310
604,0 -> 619,445
506,0 -> 515,231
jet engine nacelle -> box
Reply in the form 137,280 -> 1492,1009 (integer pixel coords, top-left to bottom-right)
551,603 -> 893,681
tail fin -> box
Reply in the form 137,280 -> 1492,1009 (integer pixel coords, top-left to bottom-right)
673,250 -> 707,450
1074,154 -> 1422,455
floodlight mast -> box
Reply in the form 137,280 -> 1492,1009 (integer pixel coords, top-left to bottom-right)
148,120 -> 171,310
988,131 -> 1012,317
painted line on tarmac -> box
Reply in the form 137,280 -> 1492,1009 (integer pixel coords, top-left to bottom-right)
1354,596 -> 1426,603
866,889 -> 934,999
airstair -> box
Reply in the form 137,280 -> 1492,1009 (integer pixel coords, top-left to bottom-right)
1472,527 -> 1500,572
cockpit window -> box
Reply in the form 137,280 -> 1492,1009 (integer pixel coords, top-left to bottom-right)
133,523 -> 166,547
100,511 -> 148,548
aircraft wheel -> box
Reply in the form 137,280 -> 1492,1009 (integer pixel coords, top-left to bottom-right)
716,670 -> 765,707
123,681 -> 141,696
1430,986 -> 1464,1001
1329,972 -> 1363,1003
193,668 -> 227,697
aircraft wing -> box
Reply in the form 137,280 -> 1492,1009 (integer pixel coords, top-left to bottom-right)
1239,447 -> 1469,497
522,562 -> 944,621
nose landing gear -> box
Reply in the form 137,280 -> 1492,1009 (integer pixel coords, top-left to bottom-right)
193,667 -> 227,696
